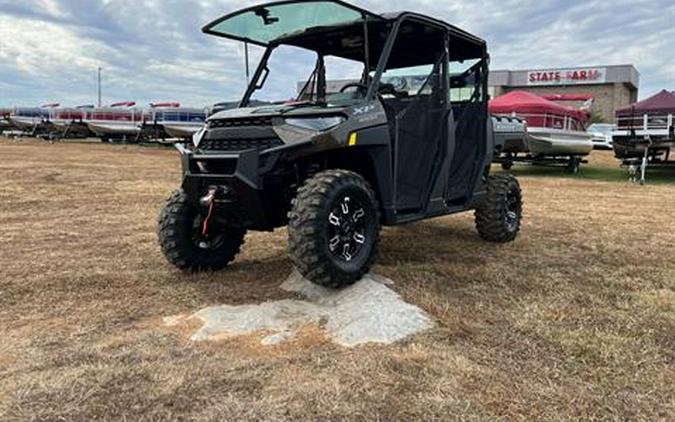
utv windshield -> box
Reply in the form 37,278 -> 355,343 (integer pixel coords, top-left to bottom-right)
247,44 -> 368,107
204,0 -> 380,46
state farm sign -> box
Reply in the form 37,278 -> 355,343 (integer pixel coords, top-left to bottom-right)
527,68 -> 607,86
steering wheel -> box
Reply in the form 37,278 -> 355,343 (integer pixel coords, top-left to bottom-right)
339,83 -> 369,99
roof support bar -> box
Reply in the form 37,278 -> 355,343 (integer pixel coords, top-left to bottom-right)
362,14 -> 370,78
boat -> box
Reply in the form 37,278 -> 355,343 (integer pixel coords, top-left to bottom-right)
0,108 -> 13,132
141,103 -> 207,140
161,109 -> 207,139
51,105 -> 95,138
8,105 -> 58,134
86,102 -> 143,141
613,90 -> 675,160
490,91 -> 593,157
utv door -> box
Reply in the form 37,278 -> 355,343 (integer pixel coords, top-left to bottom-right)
445,59 -> 489,201
377,19 -> 449,213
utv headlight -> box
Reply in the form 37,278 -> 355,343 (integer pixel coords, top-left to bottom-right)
284,116 -> 345,132
192,126 -> 206,147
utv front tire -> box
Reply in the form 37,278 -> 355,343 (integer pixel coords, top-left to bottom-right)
158,189 -> 246,272
475,174 -> 522,243
288,170 -> 380,288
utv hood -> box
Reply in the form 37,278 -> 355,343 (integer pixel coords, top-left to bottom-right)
202,103 -> 350,148
207,103 -> 348,121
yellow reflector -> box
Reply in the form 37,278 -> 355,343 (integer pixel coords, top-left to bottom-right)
349,132 -> 357,146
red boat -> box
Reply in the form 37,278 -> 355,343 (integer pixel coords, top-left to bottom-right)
490,91 -> 593,157
86,102 -> 145,141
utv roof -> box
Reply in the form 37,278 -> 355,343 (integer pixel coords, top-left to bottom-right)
203,0 -> 486,48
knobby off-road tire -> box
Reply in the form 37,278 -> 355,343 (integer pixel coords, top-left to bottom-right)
288,170 -> 381,288
158,189 -> 246,272
475,174 -> 523,243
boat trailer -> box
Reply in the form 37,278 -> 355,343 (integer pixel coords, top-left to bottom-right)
496,153 -> 587,174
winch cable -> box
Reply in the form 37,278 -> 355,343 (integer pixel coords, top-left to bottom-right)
202,198 -> 215,236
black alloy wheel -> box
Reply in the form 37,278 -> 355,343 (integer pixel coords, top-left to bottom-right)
288,170 -> 380,288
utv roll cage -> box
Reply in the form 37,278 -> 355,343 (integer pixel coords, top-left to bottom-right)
203,0 -> 489,108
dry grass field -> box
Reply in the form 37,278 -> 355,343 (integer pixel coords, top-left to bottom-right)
1,137 -> 674,421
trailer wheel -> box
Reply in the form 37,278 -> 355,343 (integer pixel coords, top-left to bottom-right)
475,174 -> 522,243
501,160 -> 514,170
158,189 -> 246,272
288,170 -> 380,288
566,157 -> 581,175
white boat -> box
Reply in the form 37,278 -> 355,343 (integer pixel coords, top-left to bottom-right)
0,109 -> 12,131
86,102 -> 143,140
490,91 -> 593,157
142,103 -> 207,140
51,106 -> 95,138
8,106 -> 53,130
162,111 -> 207,138
51,106 -> 88,128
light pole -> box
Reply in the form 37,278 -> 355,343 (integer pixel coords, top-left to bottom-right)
97,67 -> 102,107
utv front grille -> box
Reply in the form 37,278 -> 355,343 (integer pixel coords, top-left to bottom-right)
189,158 -> 238,175
199,138 -> 283,152
209,116 -> 273,128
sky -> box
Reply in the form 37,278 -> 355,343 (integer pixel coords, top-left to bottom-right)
0,0 -> 673,107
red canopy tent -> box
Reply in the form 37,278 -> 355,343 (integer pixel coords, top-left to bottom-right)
616,90 -> 675,116
489,91 -> 588,129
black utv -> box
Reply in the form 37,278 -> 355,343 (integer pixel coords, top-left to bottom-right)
158,0 -> 523,288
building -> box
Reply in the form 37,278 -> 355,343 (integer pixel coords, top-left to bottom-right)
489,65 -> 639,122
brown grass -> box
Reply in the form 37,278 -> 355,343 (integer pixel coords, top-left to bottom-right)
0,137 -> 673,421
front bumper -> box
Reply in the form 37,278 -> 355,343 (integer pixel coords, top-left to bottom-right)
176,144 -> 276,231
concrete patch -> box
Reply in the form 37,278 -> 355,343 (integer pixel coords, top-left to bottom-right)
166,270 -> 434,347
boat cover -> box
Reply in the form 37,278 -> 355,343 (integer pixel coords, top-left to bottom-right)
616,90 -> 675,116
489,91 -> 588,122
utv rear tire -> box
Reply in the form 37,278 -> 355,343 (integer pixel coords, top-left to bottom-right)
288,170 -> 380,288
158,189 -> 246,272
475,175 -> 522,243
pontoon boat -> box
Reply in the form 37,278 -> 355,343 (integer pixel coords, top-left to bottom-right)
9,107 -> 50,130
0,108 -> 12,131
613,90 -> 675,183
51,106 -> 95,138
613,90 -> 675,159
141,103 -> 207,140
86,102 -> 143,141
490,91 -> 593,157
